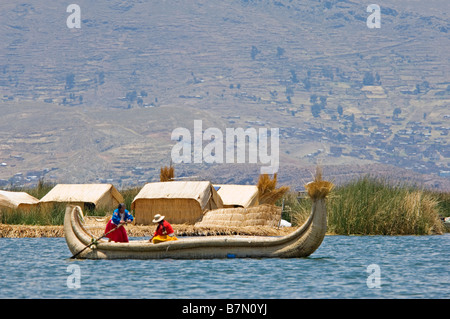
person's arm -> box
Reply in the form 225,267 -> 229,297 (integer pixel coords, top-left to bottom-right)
165,222 -> 175,237
154,224 -> 161,236
125,210 -> 134,223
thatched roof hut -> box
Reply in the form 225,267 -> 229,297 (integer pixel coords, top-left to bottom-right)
40,184 -> 123,211
213,184 -> 259,208
194,204 -> 282,228
131,181 -> 223,225
0,190 -> 39,211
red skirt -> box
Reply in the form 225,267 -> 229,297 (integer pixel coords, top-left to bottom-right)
104,220 -> 129,243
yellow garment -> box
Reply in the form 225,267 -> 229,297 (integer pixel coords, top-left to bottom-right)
152,235 -> 178,244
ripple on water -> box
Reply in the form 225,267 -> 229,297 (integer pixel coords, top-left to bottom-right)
0,234 -> 449,299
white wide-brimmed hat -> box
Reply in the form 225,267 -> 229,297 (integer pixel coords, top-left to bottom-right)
152,214 -> 165,223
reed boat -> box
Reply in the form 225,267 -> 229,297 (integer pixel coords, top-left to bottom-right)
64,178 -> 333,260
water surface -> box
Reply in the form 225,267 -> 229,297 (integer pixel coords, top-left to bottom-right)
0,234 -> 448,299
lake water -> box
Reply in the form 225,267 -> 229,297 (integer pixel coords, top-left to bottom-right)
0,234 -> 448,299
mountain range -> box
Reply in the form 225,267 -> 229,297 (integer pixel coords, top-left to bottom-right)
0,0 -> 449,191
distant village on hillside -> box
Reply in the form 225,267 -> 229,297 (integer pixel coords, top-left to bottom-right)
1,109 -> 449,190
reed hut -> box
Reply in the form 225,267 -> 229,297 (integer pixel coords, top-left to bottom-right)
39,184 -> 123,211
0,190 -> 39,211
194,204 -> 282,228
213,184 -> 259,208
131,181 -> 223,225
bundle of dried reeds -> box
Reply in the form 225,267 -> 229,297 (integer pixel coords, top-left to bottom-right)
304,166 -> 334,200
194,204 -> 282,228
257,173 -> 290,205
160,165 -> 175,182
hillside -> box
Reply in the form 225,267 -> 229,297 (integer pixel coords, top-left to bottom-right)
0,0 -> 449,191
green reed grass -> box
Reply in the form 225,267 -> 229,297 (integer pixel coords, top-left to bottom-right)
120,186 -> 142,212
0,202 -> 66,226
0,179 -> 63,225
286,176 -> 447,235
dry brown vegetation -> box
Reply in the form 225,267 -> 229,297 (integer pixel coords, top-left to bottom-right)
195,204 -> 282,228
304,166 -> 334,200
160,165 -> 175,182
0,224 -> 64,238
257,173 -> 290,205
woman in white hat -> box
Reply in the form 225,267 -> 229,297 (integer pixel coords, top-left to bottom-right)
149,214 -> 177,243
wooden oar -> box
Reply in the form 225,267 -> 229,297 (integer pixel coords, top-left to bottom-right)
70,222 -> 125,259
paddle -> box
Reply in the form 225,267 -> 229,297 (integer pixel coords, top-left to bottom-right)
70,222 -> 126,259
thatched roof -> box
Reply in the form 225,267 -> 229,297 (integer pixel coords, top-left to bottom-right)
132,181 -> 223,211
0,190 -> 39,210
40,184 -> 123,209
213,184 -> 259,208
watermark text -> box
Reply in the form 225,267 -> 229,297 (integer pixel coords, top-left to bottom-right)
171,120 -> 279,174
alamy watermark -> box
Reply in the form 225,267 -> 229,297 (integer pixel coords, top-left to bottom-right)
66,4 -> 81,29
66,264 -> 81,289
366,264 -> 381,289
171,120 -> 279,174
65,4 -> 379,29
367,4 -> 381,29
